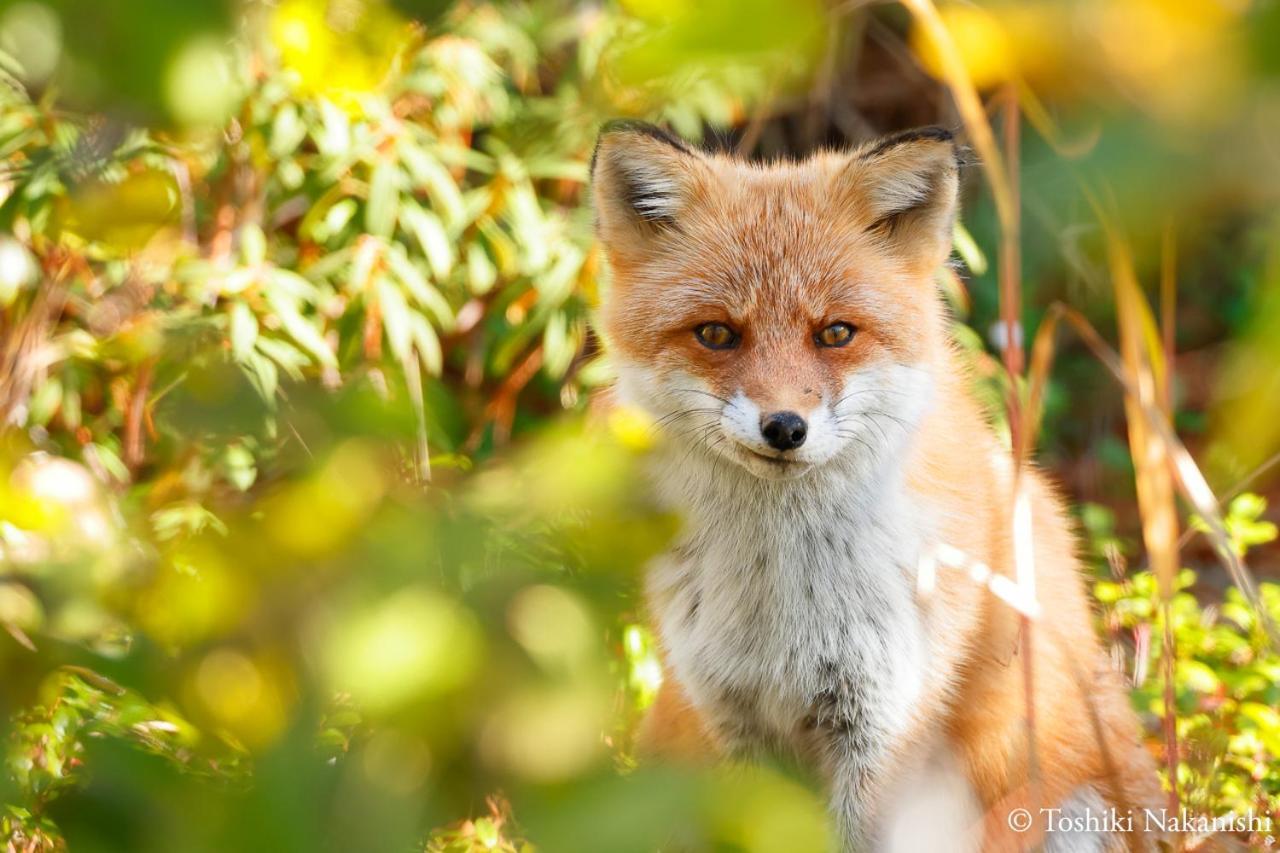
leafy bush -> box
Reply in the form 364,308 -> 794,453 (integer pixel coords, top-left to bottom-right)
1090,495 -> 1280,838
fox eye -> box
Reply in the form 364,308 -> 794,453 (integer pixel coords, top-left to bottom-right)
694,322 -> 739,350
816,322 -> 856,348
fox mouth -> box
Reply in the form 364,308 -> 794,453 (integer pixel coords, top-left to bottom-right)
743,448 -> 792,464
732,444 -> 809,474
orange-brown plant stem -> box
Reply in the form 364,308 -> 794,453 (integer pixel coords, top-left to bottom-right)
1001,84 -> 1025,384
1160,603 -> 1180,814
1160,221 -> 1176,413
1159,220 -> 1181,814
124,359 -> 156,474
465,345 -> 544,451
1001,86 -> 1040,836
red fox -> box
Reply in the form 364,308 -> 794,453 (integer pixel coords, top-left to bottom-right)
590,122 -> 1163,851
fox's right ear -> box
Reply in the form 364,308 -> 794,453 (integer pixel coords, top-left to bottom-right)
591,121 -> 708,252
840,126 -> 961,273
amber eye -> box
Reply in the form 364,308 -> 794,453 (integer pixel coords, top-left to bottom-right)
694,322 -> 740,350
816,322 -> 856,348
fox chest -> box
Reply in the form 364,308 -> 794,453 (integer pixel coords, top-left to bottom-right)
648,519 -> 929,756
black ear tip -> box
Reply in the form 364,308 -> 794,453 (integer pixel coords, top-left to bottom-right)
864,125 -> 959,158
591,119 -> 693,175
914,126 -> 955,143
598,119 -> 691,149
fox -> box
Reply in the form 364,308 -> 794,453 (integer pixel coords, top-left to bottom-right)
589,121 -> 1165,852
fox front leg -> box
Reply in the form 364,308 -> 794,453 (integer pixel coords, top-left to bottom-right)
822,729 -> 887,851
804,670 -> 900,851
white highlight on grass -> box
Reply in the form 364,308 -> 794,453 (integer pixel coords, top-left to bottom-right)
917,541 -> 1042,619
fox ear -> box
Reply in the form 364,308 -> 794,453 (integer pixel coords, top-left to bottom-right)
841,127 -> 961,271
591,121 -> 708,252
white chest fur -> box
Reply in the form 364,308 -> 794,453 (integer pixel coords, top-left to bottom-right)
646,450 -> 931,760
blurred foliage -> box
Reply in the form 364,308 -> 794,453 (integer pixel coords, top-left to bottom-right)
1,0 -> 1280,850
0,0 -> 834,849
1090,495 -> 1280,835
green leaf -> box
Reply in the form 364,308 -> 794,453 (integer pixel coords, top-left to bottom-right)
255,337 -> 309,380
269,103 -> 307,158
401,202 -> 453,280
953,221 -> 987,275
465,242 -> 496,295
1179,659 -> 1221,694
348,239 -> 380,293
535,245 -> 584,307
524,157 -> 589,183
266,291 -> 335,369
28,376 -> 61,425
476,215 -> 518,276
323,198 -> 358,240
242,350 -> 279,402
410,311 -> 442,375
87,443 -> 129,483
229,302 -> 258,361
1239,702 -> 1280,754
220,444 -> 257,492
265,268 -> 321,301
315,98 -> 351,157
400,144 -> 466,230
542,310 -> 575,379
385,244 -> 453,329
239,223 -> 267,267
61,388 -> 81,429
366,160 -> 400,239
376,276 -> 413,364
474,818 -> 499,848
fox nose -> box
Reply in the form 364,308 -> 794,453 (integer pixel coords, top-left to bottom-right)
761,411 -> 807,451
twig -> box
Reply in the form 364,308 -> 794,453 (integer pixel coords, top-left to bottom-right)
465,346 -> 544,451
1158,218 -> 1181,813
123,359 -> 155,474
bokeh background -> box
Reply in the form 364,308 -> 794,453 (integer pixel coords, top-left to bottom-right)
1,0 -> 1279,850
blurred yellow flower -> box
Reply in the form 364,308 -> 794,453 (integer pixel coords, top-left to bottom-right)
608,404 -> 656,453
1091,0 -> 1245,122
270,0 -> 411,108
911,4 -> 1015,90
616,0 -> 684,24
910,0 -> 1247,123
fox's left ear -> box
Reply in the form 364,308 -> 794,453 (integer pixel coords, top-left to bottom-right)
840,127 -> 961,271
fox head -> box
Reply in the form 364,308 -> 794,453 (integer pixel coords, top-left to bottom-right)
591,122 -> 960,481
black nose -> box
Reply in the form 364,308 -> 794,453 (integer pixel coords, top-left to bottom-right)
761,411 -> 807,451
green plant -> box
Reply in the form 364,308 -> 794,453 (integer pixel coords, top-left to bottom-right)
1091,495 -> 1280,836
